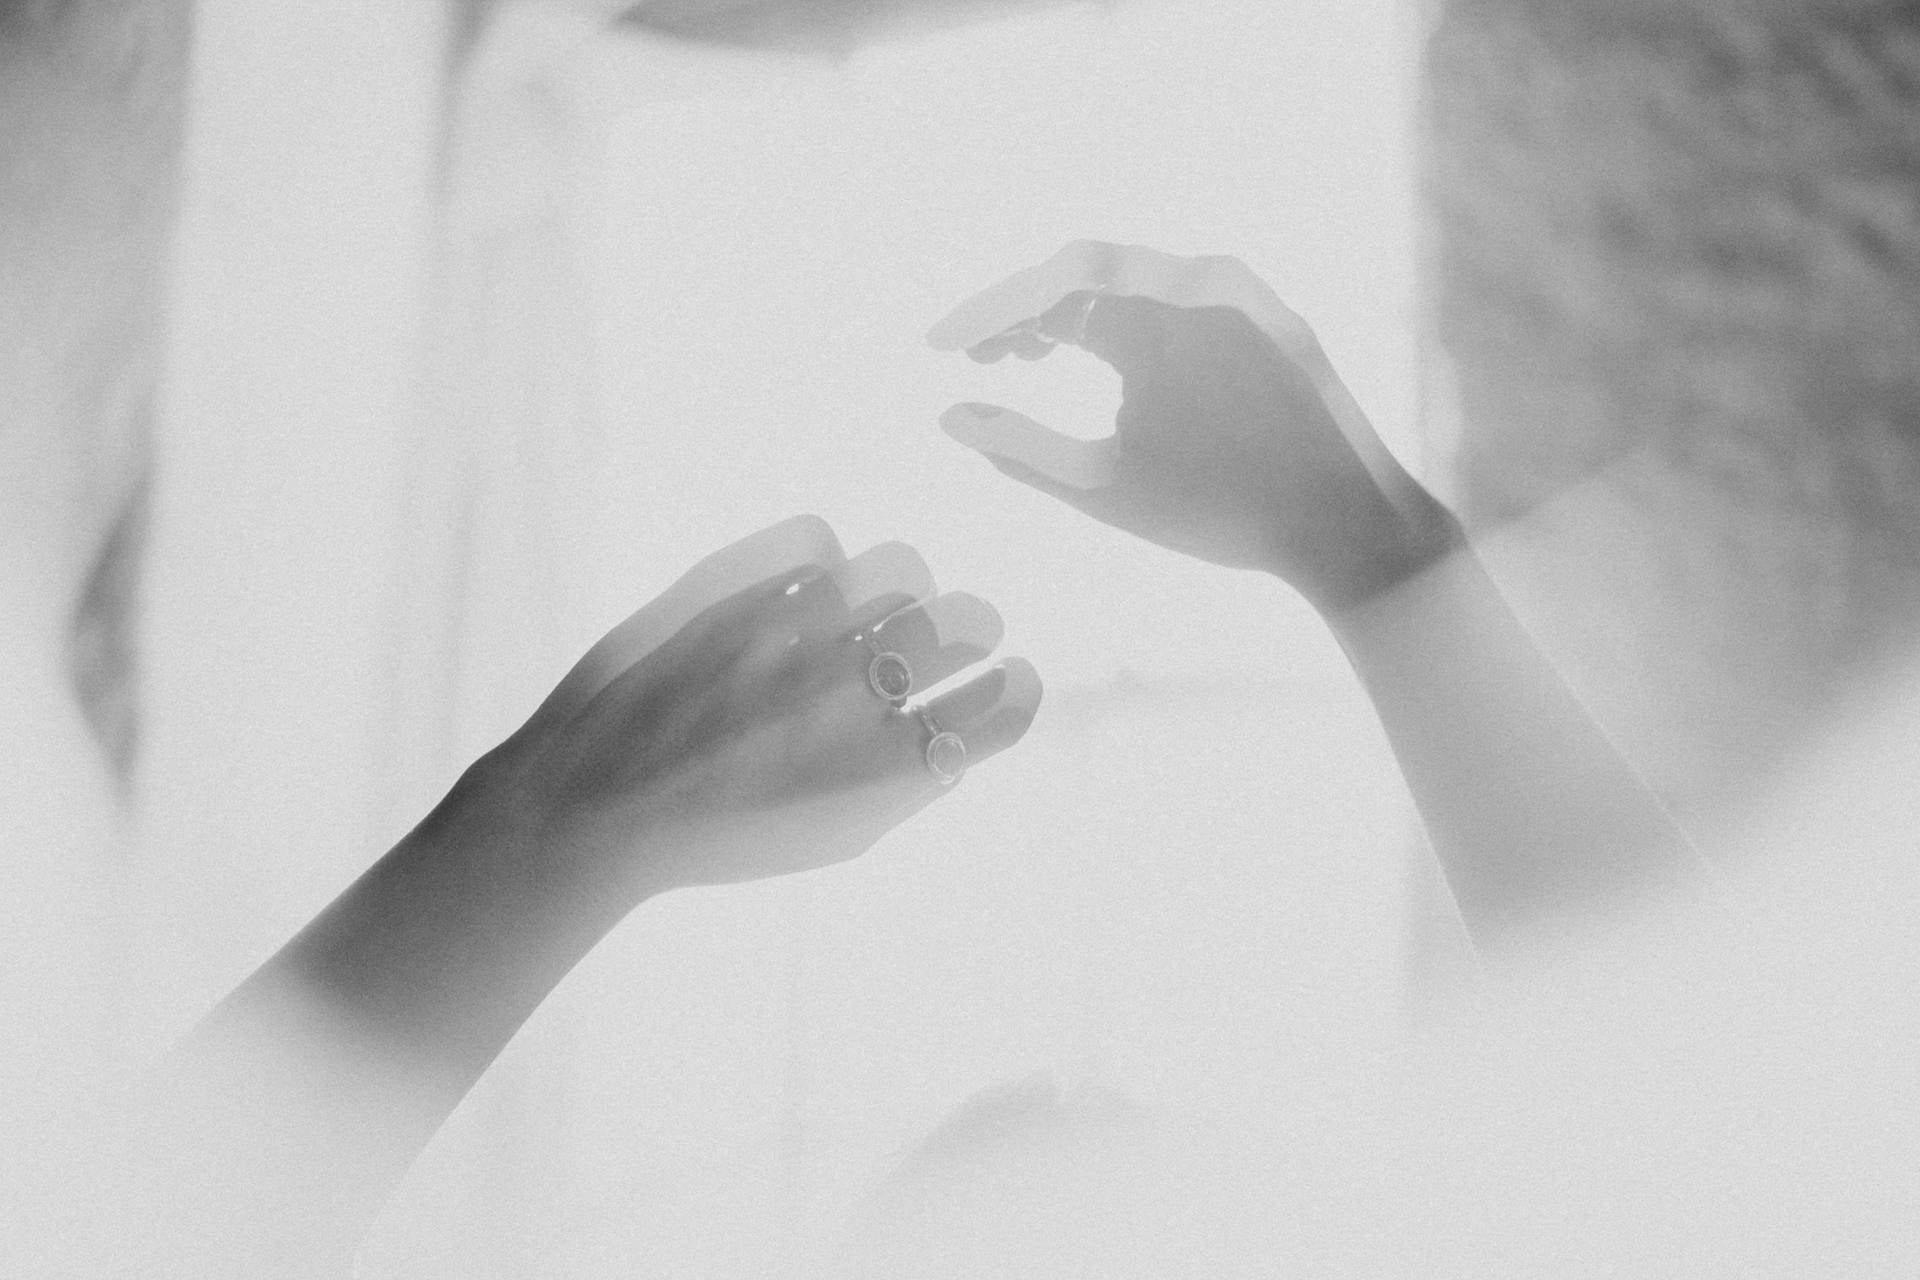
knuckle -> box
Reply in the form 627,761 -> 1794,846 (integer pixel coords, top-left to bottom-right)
1195,251 -> 1248,276
859,540 -> 934,590
733,621 -> 797,676
1059,238 -> 1116,283
998,656 -> 1043,706
935,592 -> 1004,647
785,512 -> 832,539
780,513 -> 840,561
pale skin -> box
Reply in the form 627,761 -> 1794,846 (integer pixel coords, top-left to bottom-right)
105,519 -> 1039,1278
13,0 -> 1681,1272
33,2 -> 1067,1274
88,242 -> 1713,1276
929,239 -> 1717,948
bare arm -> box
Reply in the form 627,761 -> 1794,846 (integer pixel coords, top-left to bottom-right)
109,517 -> 1039,1277
1325,542 -> 1713,942
930,241 -> 1710,952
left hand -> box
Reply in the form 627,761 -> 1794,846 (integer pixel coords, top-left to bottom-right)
467,516 -> 1042,899
929,241 -> 1461,613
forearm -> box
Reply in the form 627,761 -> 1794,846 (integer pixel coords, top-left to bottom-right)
254,761 -> 630,1087
926,240 -> 1711,948
1319,533 -> 1713,950
132,758 -> 650,1275
113,520 -> 1016,1272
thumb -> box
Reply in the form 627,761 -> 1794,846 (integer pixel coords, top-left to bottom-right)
938,402 -> 1118,506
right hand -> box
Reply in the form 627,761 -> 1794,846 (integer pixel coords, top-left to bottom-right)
469,515 -> 1042,899
929,241 -> 1460,613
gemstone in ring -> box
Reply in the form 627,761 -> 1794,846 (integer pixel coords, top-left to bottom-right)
865,638 -> 914,703
918,708 -> 967,785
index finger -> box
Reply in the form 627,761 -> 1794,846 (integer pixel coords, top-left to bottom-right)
926,240 -> 1318,360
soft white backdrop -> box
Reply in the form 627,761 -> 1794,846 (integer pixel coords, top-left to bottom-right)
62,4 -> 1920,1273
134,3 -> 1428,1273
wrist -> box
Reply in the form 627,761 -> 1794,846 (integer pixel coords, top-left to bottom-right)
1288,482 -> 1469,620
278,753 -> 647,1069
425,746 -> 662,937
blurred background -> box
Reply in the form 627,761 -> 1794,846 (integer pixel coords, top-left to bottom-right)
9,0 -> 1920,1273
126,2 -> 1423,1273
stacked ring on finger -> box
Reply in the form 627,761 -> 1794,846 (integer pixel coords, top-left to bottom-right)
918,706 -> 967,786
854,625 -> 965,782
843,587 -> 1004,785
862,632 -> 915,704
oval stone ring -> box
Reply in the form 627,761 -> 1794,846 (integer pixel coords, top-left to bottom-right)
918,707 -> 967,786
863,633 -> 914,704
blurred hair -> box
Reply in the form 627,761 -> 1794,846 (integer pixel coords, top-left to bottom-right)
617,0 -> 1105,56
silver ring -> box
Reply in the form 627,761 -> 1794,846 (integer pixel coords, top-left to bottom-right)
917,707 -> 967,786
862,633 -> 914,703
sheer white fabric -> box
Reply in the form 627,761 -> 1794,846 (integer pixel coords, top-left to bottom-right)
120,2 -> 1421,1273
12,2 -> 1918,1273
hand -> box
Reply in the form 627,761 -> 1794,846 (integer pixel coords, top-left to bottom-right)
475,515 -> 1042,900
929,241 -> 1461,613
127,517 -> 1039,1280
